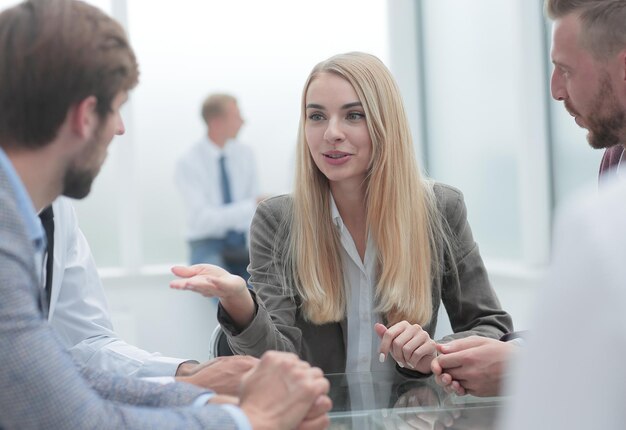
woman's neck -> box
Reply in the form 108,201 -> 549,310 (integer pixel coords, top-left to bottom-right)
330,181 -> 368,261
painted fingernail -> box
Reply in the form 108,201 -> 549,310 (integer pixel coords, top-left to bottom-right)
379,353 -> 385,363
398,362 -> 405,368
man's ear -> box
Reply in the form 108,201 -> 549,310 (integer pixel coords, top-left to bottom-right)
70,96 -> 98,139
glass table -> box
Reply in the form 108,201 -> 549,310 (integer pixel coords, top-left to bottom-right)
326,371 -> 504,429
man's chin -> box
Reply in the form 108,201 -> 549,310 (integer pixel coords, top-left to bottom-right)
587,131 -> 621,150
62,175 -> 95,199
586,132 -> 604,150
62,185 -> 92,200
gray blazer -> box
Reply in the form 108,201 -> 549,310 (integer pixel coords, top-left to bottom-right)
220,183 -> 513,374
0,166 -> 239,429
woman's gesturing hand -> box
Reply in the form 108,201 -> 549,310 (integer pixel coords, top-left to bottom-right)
169,264 -> 248,300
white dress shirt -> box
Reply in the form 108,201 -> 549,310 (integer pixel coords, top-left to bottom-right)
175,137 -> 259,241
330,196 -> 395,374
503,178 -> 626,429
330,196 -> 395,419
48,197 -> 188,377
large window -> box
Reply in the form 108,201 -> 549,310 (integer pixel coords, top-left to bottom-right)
418,0 -> 551,265
390,0 -> 603,271
71,0 -> 390,271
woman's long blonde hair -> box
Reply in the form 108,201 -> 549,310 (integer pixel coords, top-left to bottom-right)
281,52 -> 451,326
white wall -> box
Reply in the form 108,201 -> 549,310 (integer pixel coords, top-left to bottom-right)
102,271 -> 218,359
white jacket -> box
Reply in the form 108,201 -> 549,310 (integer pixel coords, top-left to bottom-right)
48,197 -> 187,377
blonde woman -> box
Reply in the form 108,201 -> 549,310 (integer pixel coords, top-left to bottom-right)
171,52 -> 513,375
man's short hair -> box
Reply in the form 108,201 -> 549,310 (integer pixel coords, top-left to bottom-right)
0,0 -> 139,149
545,0 -> 626,60
201,94 -> 237,125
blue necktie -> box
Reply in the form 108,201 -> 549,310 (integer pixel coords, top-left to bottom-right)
219,155 -> 246,248
219,155 -> 232,204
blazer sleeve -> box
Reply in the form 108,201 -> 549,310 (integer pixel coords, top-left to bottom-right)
78,363 -> 207,406
436,184 -> 514,341
0,248 -> 240,430
0,184 -> 240,429
218,196 -> 304,356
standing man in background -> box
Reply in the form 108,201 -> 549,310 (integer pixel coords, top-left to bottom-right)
176,94 -> 263,280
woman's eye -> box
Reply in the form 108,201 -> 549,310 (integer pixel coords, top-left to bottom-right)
308,113 -> 325,121
347,112 -> 365,120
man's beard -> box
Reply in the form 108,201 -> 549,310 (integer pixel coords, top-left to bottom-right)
576,73 -> 626,150
61,129 -> 102,199
62,166 -> 96,199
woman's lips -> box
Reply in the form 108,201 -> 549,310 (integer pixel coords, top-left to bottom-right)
322,151 -> 352,165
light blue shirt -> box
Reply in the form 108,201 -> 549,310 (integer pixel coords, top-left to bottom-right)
0,148 -> 251,430
0,147 -> 45,254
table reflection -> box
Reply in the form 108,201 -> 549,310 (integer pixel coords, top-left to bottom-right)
326,371 -> 503,430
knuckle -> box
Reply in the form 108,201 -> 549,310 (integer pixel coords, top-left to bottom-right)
301,379 -> 317,395
323,380 -> 331,394
310,367 -> 324,377
261,350 -> 276,360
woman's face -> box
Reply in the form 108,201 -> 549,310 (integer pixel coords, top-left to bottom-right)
304,72 -> 372,191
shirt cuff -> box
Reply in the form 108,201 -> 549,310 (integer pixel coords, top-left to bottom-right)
221,404 -> 253,430
140,376 -> 176,385
192,392 -> 215,407
135,356 -> 191,378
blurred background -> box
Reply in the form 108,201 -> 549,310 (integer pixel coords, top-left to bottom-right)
0,0 -> 602,360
